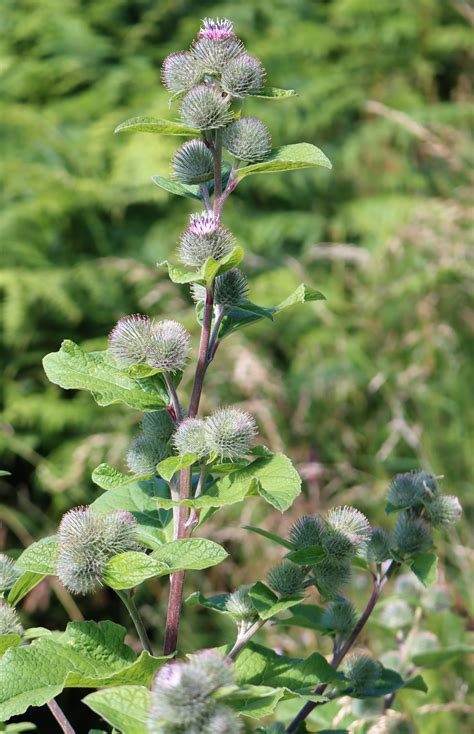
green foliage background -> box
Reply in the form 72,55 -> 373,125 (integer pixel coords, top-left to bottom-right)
0,0 -> 472,731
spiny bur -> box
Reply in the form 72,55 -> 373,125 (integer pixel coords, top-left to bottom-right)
173,417 -> 208,458
180,85 -> 232,130
221,54 -> 266,97
0,602 -> 22,635
172,140 -> 214,184
366,527 -> 391,563
191,269 -> 249,309
161,51 -> 203,93
344,653 -> 383,693
0,554 -> 19,591
321,596 -> 357,636
313,558 -> 352,599
127,434 -> 168,475
223,117 -> 272,162
204,407 -> 257,460
109,314 -> 153,366
267,561 -> 305,597
288,515 -> 325,549
390,513 -> 433,556
146,320 -> 190,373
225,585 -> 258,625
179,213 -> 235,267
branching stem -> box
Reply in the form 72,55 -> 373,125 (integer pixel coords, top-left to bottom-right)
116,589 -> 154,656
47,699 -> 76,734
227,618 -> 267,660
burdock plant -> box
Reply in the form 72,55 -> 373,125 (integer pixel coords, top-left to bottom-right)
1,16 -> 464,734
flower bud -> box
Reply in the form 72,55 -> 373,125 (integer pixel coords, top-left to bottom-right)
127,434 -> 168,475
142,410 -> 175,441
191,269 -> 249,308
426,494 -> 462,527
325,506 -> 371,550
192,38 -> 244,75
149,652 -> 233,730
387,471 -> 436,511
198,18 -> 236,41
344,653 -> 383,693
206,706 -> 243,734
390,513 -> 433,556
0,602 -> 22,635
366,527 -> 391,563
173,417 -> 208,458
161,51 -> 203,93
321,528 -> 357,561
313,559 -> 352,599
221,54 -> 265,97
57,507 -> 138,595
109,314 -> 153,366
223,117 -> 271,162
321,597 -> 357,636
267,561 -> 305,597
146,320 -> 191,373
367,713 -> 418,734
179,213 -> 235,267
0,554 -> 19,592
204,407 -> 257,459
225,585 -> 258,624
172,140 -> 214,184
180,85 -> 232,130
288,515 -> 325,549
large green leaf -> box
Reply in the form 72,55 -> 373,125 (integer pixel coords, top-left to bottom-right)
219,284 -> 325,339
151,538 -> 228,571
236,143 -> 331,179
151,175 -> 202,200
102,552 -> 168,590
15,537 -> 58,575
0,635 -> 21,656
7,572 -> 45,606
347,667 -> 427,698
249,582 -> 303,620
92,464 -> 152,491
114,116 -> 199,136
90,478 -> 173,548
43,341 -> 169,411
233,642 -> 340,692
286,545 -> 325,565
160,246 -> 244,287
156,454 -> 197,482
0,622 -> 167,721
83,686 -> 150,734
276,604 -> 326,631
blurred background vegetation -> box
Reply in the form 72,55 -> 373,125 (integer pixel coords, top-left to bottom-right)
0,0 -> 473,731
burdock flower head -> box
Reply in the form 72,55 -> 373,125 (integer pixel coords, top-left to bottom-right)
173,417 -> 208,459
390,513 -> 433,556
221,54 -> 266,97
172,139 -> 214,184
180,85 -> 233,130
179,213 -> 235,267
0,554 -> 19,592
198,18 -> 236,41
191,268 -> 249,309
146,320 -> 191,373
204,407 -> 257,459
127,434 -> 169,475
288,514 -> 325,549
344,653 -> 383,694
148,651 -> 237,732
109,314 -> 153,366
223,117 -> 272,162
192,19 -> 244,75
57,507 -> 138,595
161,51 -> 203,94
0,602 -> 22,635
324,506 -> 371,555
267,561 -> 305,597
225,585 -> 258,625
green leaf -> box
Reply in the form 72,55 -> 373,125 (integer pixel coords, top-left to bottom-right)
185,591 -> 230,613
8,572 -> 45,606
249,582 -> 303,620
0,470 -> 12,477
348,667 -> 428,698
406,552 -> 438,587
15,537 -> 58,575
225,685 -> 288,719
236,143 -> 331,179
102,552 -> 169,590
286,545 -> 325,564
412,645 -> 474,668
83,686 -> 150,734
160,245 -> 244,287
0,621 -> 167,721
276,604 -> 326,631
151,538 -> 228,571
156,454 -> 197,482
114,116 -> 199,136
90,478 -> 173,548
233,642 -> 340,692
253,87 -> 297,99
92,464 -> 152,490
0,635 -> 21,656
219,284 -> 325,339
152,175 -> 202,200
43,341 -> 168,411
242,525 -> 294,550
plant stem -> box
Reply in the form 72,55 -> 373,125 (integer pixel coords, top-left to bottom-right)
285,562 -> 395,733
47,699 -> 76,734
163,372 -> 182,422
207,304 -> 225,362
116,589 -> 154,656
227,618 -> 267,660
200,182 -> 212,211
189,286 -> 214,417
213,130 -> 223,219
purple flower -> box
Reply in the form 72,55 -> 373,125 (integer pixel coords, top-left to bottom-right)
198,18 -> 236,41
